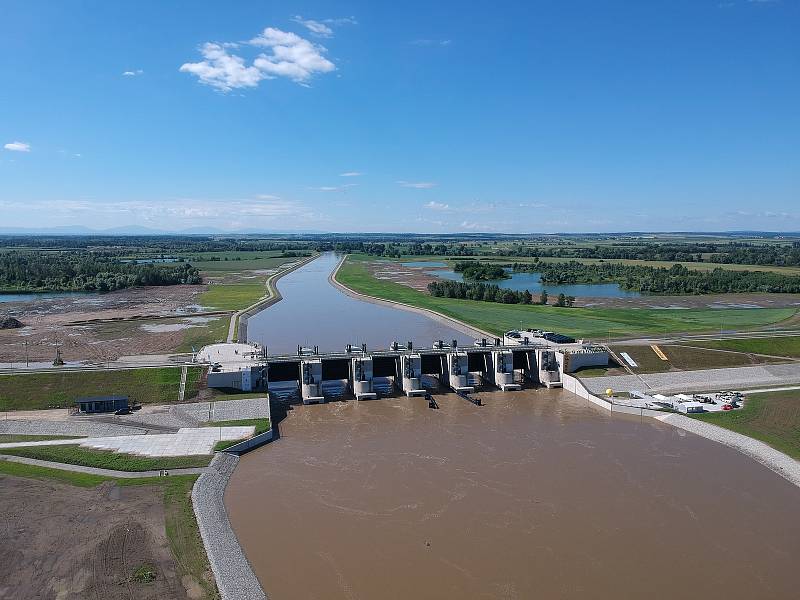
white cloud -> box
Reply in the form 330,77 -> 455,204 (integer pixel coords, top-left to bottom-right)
256,194 -> 281,200
425,201 -> 450,211
310,183 -> 357,192
3,141 -> 31,152
292,16 -> 333,38
250,28 -> 335,83
410,39 -> 452,47
398,180 -> 437,189
339,171 -> 362,177
180,43 -> 264,91
459,221 -> 481,230
122,69 -> 144,76
181,27 -> 337,91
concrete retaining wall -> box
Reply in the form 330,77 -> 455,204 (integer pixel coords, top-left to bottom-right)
221,428 -> 274,453
191,453 -> 266,600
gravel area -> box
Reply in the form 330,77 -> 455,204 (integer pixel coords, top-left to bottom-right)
584,364 -> 800,394
656,414 -> 800,489
175,398 -> 270,423
0,419 -> 146,437
192,453 -> 266,600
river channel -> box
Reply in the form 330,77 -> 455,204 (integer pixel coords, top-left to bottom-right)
247,253 -> 476,354
226,254 -> 800,599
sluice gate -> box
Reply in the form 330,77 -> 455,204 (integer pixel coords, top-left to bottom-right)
200,339 -> 610,404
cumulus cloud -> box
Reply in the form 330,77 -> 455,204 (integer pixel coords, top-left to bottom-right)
180,43 -> 264,91
180,27 -> 335,91
425,201 -> 450,211
250,28 -> 335,83
122,69 -> 144,76
398,180 -> 437,189
3,141 -> 31,152
339,171 -> 362,177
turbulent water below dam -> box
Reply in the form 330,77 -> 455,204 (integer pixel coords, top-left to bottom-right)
226,390 -> 800,599
226,252 -> 800,599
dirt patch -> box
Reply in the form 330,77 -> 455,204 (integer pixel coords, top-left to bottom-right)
0,285 -> 220,362
0,476 -> 204,599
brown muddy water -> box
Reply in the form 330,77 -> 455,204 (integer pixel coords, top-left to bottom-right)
226,389 -> 800,599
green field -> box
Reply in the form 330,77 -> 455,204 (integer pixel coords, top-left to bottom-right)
0,367 -> 202,411
197,283 -> 266,311
190,252 -> 300,272
382,254 -> 800,276
336,255 -> 798,339
0,444 -> 212,471
691,336 -> 800,358
692,390 -> 800,459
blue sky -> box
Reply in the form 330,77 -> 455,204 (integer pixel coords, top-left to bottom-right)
1,0 -> 798,233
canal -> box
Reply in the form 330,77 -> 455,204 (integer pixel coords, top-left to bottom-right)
246,253 -> 477,354
226,253 -> 800,599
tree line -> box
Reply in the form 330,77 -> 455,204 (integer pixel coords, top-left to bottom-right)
0,251 -> 202,292
427,280 -> 574,307
532,261 -> 800,294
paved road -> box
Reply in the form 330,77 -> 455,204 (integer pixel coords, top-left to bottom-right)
0,454 -> 210,478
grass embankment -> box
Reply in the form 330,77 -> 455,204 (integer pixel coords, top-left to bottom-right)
0,462 -> 218,598
609,344 -> 785,374
0,366 -> 202,411
691,390 -> 800,459
336,255 -> 798,339
691,336 -> 800,358
0,444 -> 212,471
205,418 -> 271,451
0,434 -> 83,443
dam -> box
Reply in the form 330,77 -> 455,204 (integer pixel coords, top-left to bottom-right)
220,252 -> 800,600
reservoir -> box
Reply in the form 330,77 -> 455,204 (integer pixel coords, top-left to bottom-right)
426,267 -> 641,298
246,253 -> 476,354
228,253 -> 800,599
226,390 -> 800,599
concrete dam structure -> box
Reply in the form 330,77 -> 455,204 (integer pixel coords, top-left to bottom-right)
197,338 -> 609,405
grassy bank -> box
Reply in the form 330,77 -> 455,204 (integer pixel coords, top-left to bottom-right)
205,418 -> 270,451
0,444 -> 212,471
0,462 -> 217,598
0,366 -> 202,411
691,390 -> 800,459
691,336 -> 800,358
0,434 -> 82,443
336,255 -> 798,339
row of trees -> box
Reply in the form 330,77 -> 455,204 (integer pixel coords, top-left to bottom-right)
534,261 -> 800,294
0,252 -> 202,292
426,280 -> 575,306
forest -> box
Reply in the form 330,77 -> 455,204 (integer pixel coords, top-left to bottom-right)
529,262 -> 800,294
0,251 -> 202,292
